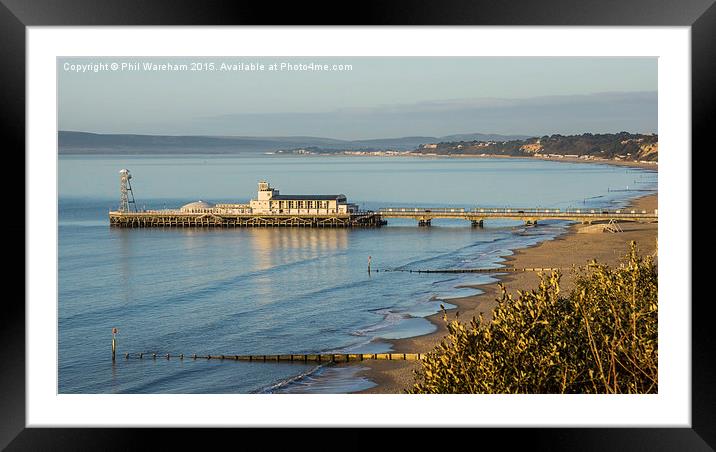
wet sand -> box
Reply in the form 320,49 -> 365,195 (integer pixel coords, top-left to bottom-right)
352,193 -> 658,394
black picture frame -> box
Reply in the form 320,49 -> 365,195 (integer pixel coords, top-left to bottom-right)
6,0 -> 706,448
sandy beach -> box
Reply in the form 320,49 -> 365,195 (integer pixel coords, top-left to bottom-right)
440,154 -> 659,170
351,192 -> 658,394
322,152 -> 659,171
322,151 -> 659,171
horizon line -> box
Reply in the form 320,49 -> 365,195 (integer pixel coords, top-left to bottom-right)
58,130 -> 658,141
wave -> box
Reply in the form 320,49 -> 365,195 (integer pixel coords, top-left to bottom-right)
351,309 -> 410,337
254,364 -> 325,394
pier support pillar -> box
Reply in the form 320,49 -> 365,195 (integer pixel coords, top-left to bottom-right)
471,220 -> 484,228
418,219 -> 431,227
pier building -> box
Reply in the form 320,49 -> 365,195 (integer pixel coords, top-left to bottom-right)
179,200 -> 216,213
249,181 -> 357,215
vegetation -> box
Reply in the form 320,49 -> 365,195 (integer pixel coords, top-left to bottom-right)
408,242 -> 658,394
413,132 -> 658,161
537,133 -> 657,160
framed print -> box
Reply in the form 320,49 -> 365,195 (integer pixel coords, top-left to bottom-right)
7,0 -> 708,448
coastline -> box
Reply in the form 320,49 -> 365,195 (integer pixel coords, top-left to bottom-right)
352,193 -> 658,394
311,152 -> 658,171
437,154 -> 658,170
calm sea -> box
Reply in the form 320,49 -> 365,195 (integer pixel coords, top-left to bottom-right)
58,155 -> 657,393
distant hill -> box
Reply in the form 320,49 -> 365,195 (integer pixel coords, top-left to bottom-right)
437,133 -> 531,142
57,131 -> 530,155
412,132 -> 658,162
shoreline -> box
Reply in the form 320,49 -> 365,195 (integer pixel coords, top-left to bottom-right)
436,154 -> 657,170
291,153 -> 658,171
352,193 -> 658,394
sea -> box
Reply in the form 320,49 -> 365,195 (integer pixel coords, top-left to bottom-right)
58,155 -> 657,393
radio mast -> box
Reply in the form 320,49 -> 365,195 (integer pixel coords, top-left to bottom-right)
119,169 -> 137,212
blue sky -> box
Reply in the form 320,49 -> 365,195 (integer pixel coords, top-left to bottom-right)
58,57 -> 657,139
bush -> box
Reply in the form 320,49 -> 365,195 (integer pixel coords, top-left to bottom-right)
408,242 -> 658,394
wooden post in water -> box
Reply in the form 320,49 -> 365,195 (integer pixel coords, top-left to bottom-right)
111,327 -> 118,362
367,255 -> 372,274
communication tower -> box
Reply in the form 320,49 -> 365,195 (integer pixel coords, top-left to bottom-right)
119,169 -> 137,212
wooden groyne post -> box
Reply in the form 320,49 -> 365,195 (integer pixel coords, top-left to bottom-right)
121,352 -> 425,363
111,327 -> 118,362
377,267 -> 564,274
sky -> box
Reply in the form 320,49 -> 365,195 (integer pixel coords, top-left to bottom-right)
58,57 -> 657,140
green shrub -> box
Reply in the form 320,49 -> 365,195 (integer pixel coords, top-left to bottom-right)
408,242 -> 657,394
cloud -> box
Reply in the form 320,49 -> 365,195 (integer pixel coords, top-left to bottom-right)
187,91 -> 657,139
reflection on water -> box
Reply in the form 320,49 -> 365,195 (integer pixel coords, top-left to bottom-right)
247,228 -> 349,271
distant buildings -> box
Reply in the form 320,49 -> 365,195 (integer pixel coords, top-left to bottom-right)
342,150 -> 412,156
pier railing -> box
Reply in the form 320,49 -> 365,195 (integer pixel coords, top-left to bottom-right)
377,207 -> 657,223
379,207 -> 655,215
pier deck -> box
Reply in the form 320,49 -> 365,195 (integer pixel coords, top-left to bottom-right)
109,207 -> 657,228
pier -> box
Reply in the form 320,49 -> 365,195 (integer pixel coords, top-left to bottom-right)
109,207 -> 657,228
110,206 -> 657,228
109,170 -> 658,228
